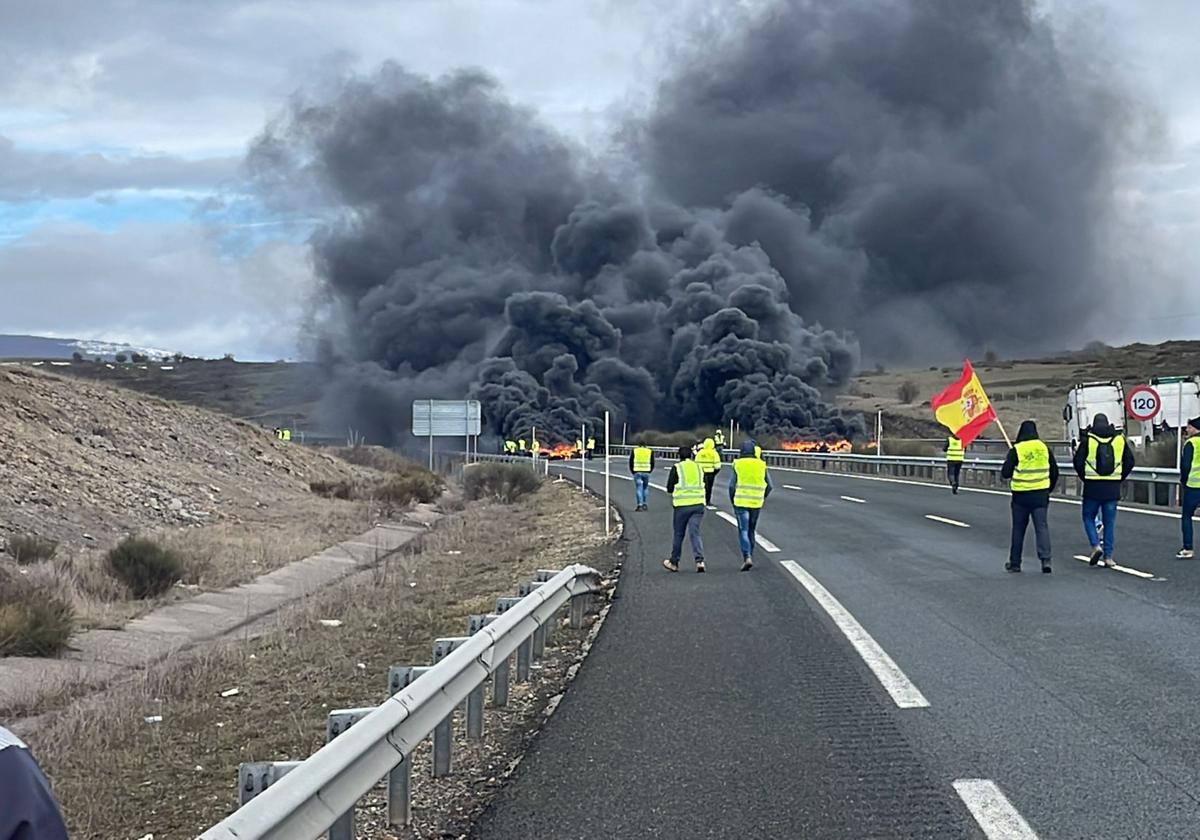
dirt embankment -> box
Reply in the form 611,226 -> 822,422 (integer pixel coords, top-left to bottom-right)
0,367 -> 363,552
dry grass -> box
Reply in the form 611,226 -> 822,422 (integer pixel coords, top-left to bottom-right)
0,497 -> 382,632
31,481 -> 612,840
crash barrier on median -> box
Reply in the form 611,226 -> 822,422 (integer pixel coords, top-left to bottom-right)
610,445 -> 1185,510
199,564 -> 602,840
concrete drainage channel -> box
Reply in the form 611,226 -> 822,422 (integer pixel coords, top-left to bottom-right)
200,564 -> 608,840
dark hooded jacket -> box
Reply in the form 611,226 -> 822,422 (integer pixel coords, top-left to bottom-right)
1072,414 -> 1135,502
1000,420 -> 1059,507
0,727 -> 69,840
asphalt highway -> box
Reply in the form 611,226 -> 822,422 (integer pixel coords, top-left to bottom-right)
474,458 -> 1200,839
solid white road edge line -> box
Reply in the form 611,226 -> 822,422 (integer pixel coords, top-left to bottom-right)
1071,555 -> 1157,580
780,560 -> 929,709
952,779 -> 1039,840
775,466 -> 1193,520
714,510 -> 781,552
840,495 -> 867,504
925,514 -> 971,528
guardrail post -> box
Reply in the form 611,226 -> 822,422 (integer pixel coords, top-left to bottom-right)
465,615 -> 500,738
431,638 -> 470,775
495,597 -> 530,682
238,761 -> 301,806
326,707 -> 376,840
469,613 -> 509,707
534,569 -> 565,640
385,666 -> 430,827
519,581 -> 548,658
570,594 -> 586,629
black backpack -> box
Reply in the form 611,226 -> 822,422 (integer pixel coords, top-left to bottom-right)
1091,436 -> 1116,476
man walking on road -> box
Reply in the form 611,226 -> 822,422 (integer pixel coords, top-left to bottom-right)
1000,420 -> 1058,573
695,437 -> 722,509
729,439 -> 773,571
663,445 -> 706,573
1178,417 -> 1200,559
944,432 -> 964,494
1072,413 -> 1134,567
629,443 -> 655,511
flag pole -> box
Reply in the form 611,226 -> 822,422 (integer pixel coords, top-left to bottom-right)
993,416 -> 1013,448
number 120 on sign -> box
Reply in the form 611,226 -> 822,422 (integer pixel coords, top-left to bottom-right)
1126,386 -> 1160,421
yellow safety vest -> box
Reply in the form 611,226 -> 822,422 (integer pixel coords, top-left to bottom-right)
672,460 -> 705,507
1011,440 -> 1051,492
633,446 -> 653,472
732,457 -> 768,509
754,445 -> 762,460
1187,440 -> 1200,489
518,439 -> 527,452
587,438 -> 596,450
695,447 -> 721,474
946,437 -> 964,462
1084,433 -> 1125,481
505,440 -> 517,453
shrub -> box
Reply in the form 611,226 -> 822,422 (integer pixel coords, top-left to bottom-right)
463,463 -> 542,503
983,348 -> 999,364
105,537 -> 183,598
6,535 -> 58,565
375,473 -> 444,506
309,479 -> 357,500
115,352 -> 127,363
71,351 -> 84,362
0,570 -> 75,657
130,352 -> 146,363
332,445 -> 422,474
897,380 -> 920,404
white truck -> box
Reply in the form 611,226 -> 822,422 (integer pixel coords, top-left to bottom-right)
1063,381 -> 1125,450
1150,375 -> 1200,433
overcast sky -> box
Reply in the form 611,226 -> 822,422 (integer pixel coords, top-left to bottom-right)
1,0 -> 1198,358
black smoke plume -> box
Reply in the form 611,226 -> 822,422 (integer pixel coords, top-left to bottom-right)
249,0 -> 1129,445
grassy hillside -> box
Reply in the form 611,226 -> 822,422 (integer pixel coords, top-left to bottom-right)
840,341 -> 1200,441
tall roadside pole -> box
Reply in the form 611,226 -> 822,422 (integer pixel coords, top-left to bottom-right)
580,423 -> 587,490
604,411 -> 611,535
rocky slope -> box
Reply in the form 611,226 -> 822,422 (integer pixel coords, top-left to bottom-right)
0,367 -> 363,551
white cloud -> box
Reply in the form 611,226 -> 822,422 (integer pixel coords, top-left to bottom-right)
0,221 -> 313,359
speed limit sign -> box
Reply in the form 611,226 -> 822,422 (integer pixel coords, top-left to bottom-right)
1126,385 -> 1161,421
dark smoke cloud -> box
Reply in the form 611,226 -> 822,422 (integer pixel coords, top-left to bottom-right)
642,0 -> 1131,360
250,0 -> 1130,444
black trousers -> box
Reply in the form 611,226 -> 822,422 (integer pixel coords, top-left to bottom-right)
703,471 -> 717,505
1010,502 -> 1052,567
947,462 -> 962,489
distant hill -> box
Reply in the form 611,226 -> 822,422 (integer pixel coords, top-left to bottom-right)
0,334 -> 174,361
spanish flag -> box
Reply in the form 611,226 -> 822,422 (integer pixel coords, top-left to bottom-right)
931,360 -> 997,446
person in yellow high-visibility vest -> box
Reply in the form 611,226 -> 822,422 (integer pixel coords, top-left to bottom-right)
694,437 -> 722,509
663,446 -> 706,573
504,439 -> 517,455
518,438 -> 527,454
1000,420 -> 1059,573
629,444 -> 655,511
1071,413 -> 1134,567
587,437 -> 596,459
944,432 -> 964,494
1177,417 -> 1200,559
728,439 -> 773,571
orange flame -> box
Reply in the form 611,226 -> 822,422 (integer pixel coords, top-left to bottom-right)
780,439 -> 854,454
539,443 -> 582,460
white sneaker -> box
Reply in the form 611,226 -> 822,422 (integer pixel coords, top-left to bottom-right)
1176,549 -> 1194,559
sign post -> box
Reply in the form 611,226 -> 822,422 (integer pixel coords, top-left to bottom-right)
604,411 -> 611,535
411,400 -> 482,472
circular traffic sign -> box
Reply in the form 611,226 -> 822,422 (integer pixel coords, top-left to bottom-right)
1126,385 -> 1161,421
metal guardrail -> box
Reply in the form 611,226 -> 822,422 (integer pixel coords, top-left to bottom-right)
199,563 -> 602,840
609,445 -> 1186,509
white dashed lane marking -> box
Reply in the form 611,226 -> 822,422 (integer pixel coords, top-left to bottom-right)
780,560 -> 929,709
1071,555 -> 1160,580
840,495 -> 867,504
952,779 -> 1039,840
925,514 -> 970,529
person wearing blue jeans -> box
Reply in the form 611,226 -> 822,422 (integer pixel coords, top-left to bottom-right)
1,727 -> 69,840
1178,418 -> 1200,559
663,446 -> 706,573
628,444 -> 655,511
728,439 -> 773,571
1072,413 -> 1134,568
